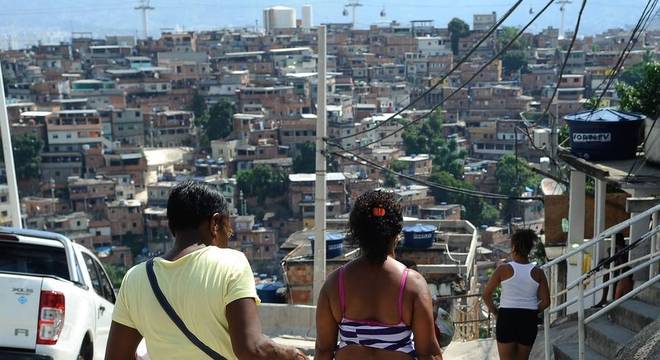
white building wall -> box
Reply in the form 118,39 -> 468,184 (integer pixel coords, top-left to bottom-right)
302,5 -> 312,29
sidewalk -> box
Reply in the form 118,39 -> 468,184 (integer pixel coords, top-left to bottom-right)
443,338 -> 499,359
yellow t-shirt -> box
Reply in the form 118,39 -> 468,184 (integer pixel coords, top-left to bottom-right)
112,247 -> 260,360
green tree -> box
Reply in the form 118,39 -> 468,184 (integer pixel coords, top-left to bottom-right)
448,18 -> 470,55
402,112 -> 466,177
0,134 -> 43,179
383,171 -> 399,188
497,26 -> 530,51
428,170 -> 500,226
293,141 -> 316,173
495,154 -> 540,220
236,164 -> 288,202
104,263 -> 127,289
390,160 -> 408,173
501,51 -> 528,76
189,90 -> 207,118
617,62 -> 660,119
205,100 -> 234,140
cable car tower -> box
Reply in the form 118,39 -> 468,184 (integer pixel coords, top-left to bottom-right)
343,1 -> 363,27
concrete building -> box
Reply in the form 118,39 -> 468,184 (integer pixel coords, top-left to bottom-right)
473,12 -> 497,31
111,108 -> 145,148
397,154 -> 432,177
144,110 -> 195,147
264,6 -> 296,32
106,199 -> 144,240
416,36 -> 451,56
288,173 -> 347,220
301,5 -> 313,29
67,176 -> 116,217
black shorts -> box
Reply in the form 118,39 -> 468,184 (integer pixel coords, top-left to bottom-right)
496,308 -> 539,346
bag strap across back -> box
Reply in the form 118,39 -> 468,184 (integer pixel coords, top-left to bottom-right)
146,258 -> 227,360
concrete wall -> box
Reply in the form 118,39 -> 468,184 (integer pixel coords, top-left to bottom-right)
258,303 -> 316,338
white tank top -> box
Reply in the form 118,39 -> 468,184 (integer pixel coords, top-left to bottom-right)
499,261 -> 539,310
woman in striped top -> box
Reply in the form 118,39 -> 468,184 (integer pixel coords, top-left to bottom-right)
315,191 -> 442,360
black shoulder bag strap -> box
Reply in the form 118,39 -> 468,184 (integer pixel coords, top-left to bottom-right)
146,258 -> 227,360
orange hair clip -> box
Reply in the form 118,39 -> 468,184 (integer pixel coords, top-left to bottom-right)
372,207 -> 386,217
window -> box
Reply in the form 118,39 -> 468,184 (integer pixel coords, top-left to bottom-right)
83,253 -> 102,296
93,256 -> 115,304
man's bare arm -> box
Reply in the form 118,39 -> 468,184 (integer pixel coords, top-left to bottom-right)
105,321 -> 143,360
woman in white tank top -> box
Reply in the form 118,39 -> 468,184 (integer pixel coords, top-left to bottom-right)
482,229 -> 550,360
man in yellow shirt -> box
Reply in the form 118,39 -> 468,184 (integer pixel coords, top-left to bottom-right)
105,181 -> 307,360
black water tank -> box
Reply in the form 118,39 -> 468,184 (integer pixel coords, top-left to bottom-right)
565,109 -> 645,161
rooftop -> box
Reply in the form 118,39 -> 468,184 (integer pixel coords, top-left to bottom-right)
288,173 -> 346,182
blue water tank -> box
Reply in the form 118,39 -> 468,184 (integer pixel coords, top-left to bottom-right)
309,232 -> 345,258
256,281 -> 286,303
565,109 -> 645,160
402,224 -> 437,249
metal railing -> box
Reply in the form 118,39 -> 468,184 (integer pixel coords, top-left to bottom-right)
436,293 -> 495,342
541,203 -> 660,360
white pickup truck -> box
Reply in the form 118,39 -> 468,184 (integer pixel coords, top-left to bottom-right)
0,227 -> 116,360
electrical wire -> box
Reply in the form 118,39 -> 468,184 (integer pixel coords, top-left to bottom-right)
589,0 -> 658,109
328,147 -> 543,201
327,0 -> 558,151
538,0 -> 587,125
328,0 -> 526,143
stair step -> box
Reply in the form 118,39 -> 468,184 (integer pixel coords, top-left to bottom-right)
553,342 -> 608,360
634,281 -> 660,306
609,299 -> 660,332
585,318 -> 636,357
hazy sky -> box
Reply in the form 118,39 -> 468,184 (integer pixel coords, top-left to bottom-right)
0,0 -> 653,48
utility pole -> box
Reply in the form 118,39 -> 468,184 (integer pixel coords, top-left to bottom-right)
0,65 -> 22,228
313,25 -> 327,304
557,0 -> 572,39
135,0 -> 155,39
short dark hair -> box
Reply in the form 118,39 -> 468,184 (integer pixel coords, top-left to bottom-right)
511,229 -> 537,257
167,181 -> 229,233
348,190 -> 403,264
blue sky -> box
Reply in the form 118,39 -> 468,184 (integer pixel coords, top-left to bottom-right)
0,1 -> 652,48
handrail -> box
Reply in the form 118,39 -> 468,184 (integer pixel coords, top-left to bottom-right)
562,225 -> 660,291
542,203 -> 660,269
543,202 -> 660,360
463,221 -> 478,284
444,243 -> 462,264
549,254 -> 660,314
552,251 -> 656,300
585,274 -> 660,324
550,254 -> 653,298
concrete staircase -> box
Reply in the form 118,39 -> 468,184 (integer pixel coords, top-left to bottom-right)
553,282 -> 660,360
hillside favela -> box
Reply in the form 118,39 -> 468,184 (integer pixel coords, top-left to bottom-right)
0,1 -> 659,359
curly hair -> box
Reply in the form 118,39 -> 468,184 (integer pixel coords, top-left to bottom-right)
167,180 -> 229,235
348,190 -> 403,264
511,229 -> 538,257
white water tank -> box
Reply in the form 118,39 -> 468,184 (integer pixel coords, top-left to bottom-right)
302,5 -> 313,29
263,6 -> 296,32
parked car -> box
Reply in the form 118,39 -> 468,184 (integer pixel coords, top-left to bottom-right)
0,227 -> 115,360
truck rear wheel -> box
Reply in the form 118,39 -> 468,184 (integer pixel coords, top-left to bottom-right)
77,337 -> 93,360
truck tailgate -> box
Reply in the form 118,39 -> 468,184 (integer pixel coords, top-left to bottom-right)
0,274 -> 42,350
